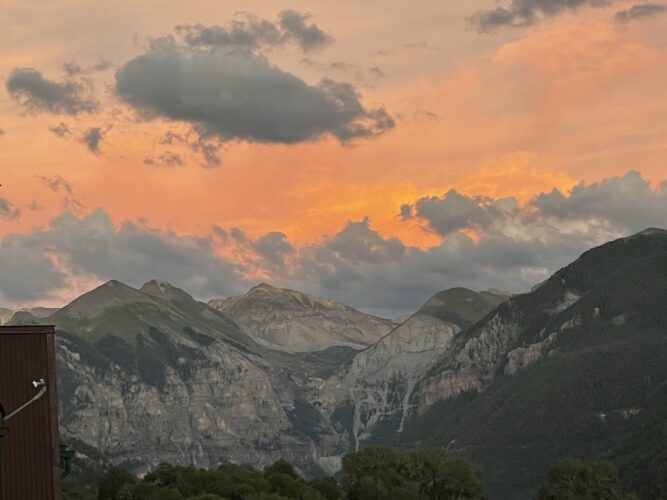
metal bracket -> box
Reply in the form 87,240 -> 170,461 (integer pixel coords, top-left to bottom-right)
3,379 -> 47,421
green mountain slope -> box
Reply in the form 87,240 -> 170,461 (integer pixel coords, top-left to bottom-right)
402,229 -> 667,499
417,287 -> 510,328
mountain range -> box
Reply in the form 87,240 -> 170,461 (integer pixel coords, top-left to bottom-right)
4,228 -> 667,499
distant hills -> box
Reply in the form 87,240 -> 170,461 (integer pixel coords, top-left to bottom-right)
0,306 -> 59,325
4,228 -> 667,499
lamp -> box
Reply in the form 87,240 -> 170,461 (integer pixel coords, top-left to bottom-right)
60,444 -> 75,478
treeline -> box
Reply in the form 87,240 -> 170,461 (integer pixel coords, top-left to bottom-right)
62,446 -> 639,500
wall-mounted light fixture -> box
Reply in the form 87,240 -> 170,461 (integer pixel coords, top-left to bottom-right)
0,379 -> 48,458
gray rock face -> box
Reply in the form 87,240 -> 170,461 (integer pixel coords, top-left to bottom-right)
11,280 -> 350,475
320,288 -> 509,449
56,331 -> 342,474
320,313 -> 461,449
209,283 -> 396,352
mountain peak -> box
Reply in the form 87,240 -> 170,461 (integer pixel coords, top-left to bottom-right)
60,280 -> 151,319
629,227 -> 667,238
251,282 -> 279,292
139,279 -> 194,303
210,284 -> 395,352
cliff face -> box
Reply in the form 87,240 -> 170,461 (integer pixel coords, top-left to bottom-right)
56,330 -> 344,474
320,288 -> 508,449
7,280 -> 349,475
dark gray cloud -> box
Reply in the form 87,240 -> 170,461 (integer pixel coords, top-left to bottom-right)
278,9 -> 332,50
287,218 -> 593,316
253,232 -> 295,268
49,122 -> 71,138
175,10 -> 330,51
81,127 -> 103,154
143,151 -> 185,167
404,171 -> 666,238
408,191 -> 492,235
0,198 -> 20,220
115,40 -> 394,146
5,68 -> 97,115
614,2 -> 667,22
326,218 -> 405,264
402,190 -> 520,236
0,210 -> 247,303
211,226 -> 294,272
176,19 -> 282,50
531,171 -> 667,231
470,0 -> 612,32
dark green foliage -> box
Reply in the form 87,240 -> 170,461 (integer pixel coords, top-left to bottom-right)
308,477 -> 343,500
98,466 -> 136,500
342,446 -> 486,500
264,459 -> 300,479
536,460 -> 637,500
61,476 -> 96,500
92,450 -> 484,499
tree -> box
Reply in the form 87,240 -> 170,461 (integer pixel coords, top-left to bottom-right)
537,460 -> 638,500
98,467 -> 136,500
405,449 -> 486,500
62,476 -> 96,500
342,446 -> 485,500
308,477 -> 343,500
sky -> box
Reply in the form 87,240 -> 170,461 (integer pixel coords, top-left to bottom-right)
0,0 -> 666,316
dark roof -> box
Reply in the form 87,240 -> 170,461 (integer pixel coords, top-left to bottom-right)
0,326 -> 56,335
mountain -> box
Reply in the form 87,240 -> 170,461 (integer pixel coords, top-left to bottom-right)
10,280 -> 351,475
6,229 -> 667,497
318,288 -> 509,450
209,283 -> 396,352
400,228 -> 667,499
0,306 -> 59,325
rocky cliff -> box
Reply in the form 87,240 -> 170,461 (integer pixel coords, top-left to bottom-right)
11,280 -> 351,475
320,288 -> 508,449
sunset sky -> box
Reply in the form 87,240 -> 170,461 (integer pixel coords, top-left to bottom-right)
1,0 -> 666,315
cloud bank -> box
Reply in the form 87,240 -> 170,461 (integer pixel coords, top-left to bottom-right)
2,172 -> 664,314
115,39 -> 394,146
